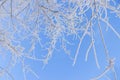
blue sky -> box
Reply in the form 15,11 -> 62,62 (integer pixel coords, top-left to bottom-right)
11,14 -> 120,80
0,0 -> 120,80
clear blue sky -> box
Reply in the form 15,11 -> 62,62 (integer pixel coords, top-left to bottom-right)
0,0 -> 120,80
